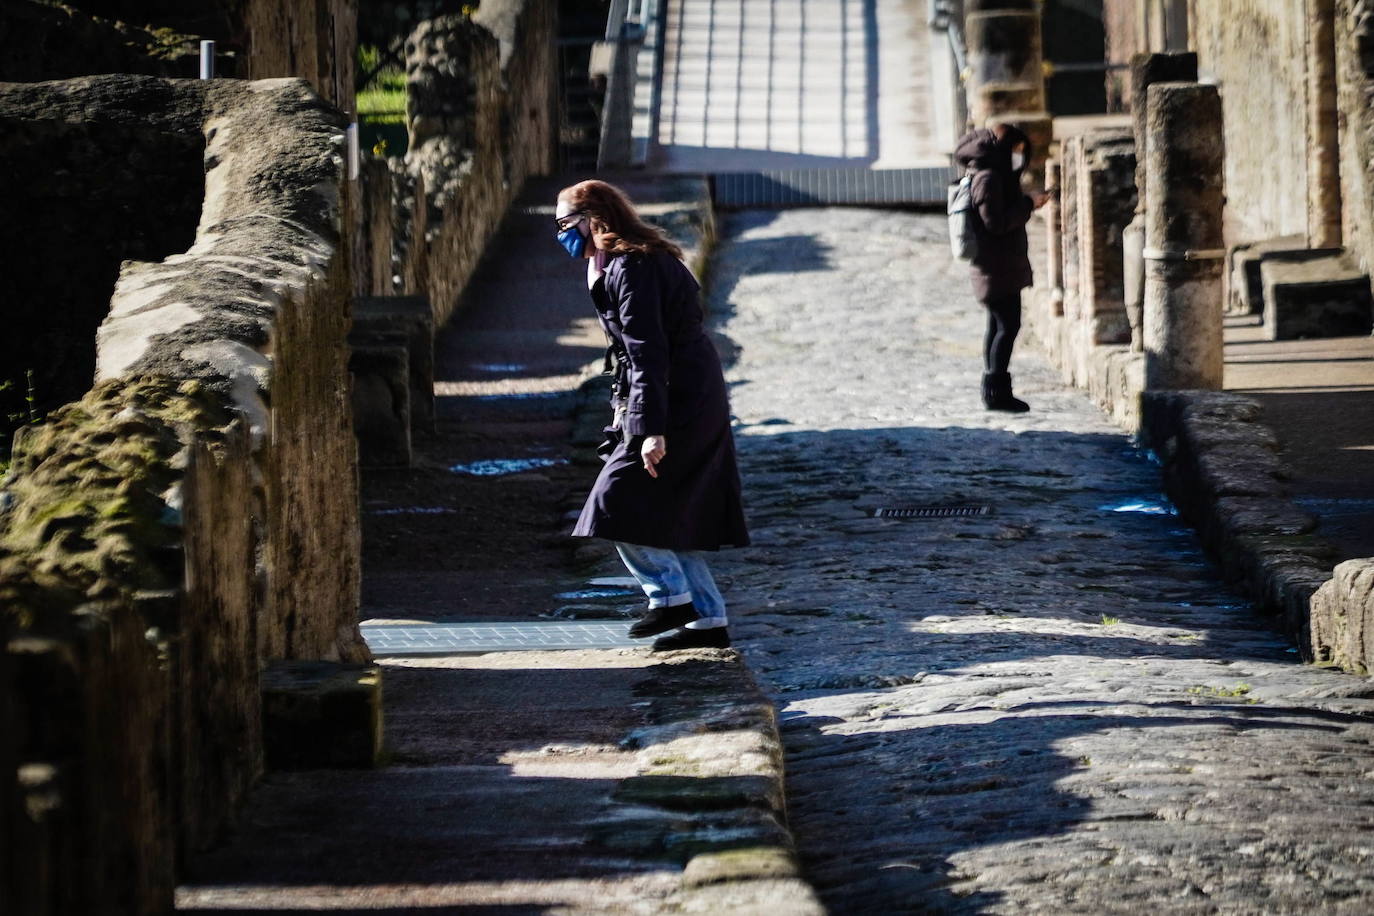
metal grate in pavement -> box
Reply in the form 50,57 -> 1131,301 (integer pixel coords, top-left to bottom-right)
361,621 -> 641,656
712,166 -> 956,208
872,505 -> 992,519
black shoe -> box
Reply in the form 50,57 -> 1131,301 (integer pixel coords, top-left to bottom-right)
651,627 -> 731,651
628,603 -> 700,638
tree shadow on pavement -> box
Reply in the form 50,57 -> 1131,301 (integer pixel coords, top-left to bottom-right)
777,703 -> 1345,913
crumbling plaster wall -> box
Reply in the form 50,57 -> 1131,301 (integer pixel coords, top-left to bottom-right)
0,74 -> 363,914
1189,0 -> 1309,247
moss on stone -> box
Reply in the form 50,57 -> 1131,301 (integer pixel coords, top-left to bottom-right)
680,846 -> 799,889
0,373 -> 237,633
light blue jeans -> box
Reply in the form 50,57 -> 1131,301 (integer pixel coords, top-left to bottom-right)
614,542 -> 728,630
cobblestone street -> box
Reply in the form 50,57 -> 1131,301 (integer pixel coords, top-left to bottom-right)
710,209 -> 1374,913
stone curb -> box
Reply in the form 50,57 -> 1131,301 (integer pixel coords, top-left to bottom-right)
609,649 -> 824,913
1139,390 -> 1343,664
1024,293 -> 1368,676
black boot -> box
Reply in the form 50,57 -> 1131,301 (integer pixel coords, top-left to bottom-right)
983,372 -> 1029,413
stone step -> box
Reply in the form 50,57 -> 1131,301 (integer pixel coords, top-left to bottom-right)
1227,236 -> 1337,316
1260,253 -> 1374,341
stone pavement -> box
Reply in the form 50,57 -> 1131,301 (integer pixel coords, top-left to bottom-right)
1223,315 -> 1374,562
708,208 -> 1374,913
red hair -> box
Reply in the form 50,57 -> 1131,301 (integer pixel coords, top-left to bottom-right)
558,180 -> 684,260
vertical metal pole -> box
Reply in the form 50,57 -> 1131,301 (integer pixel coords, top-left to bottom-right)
346,122 -> 360,181
199,40 -> 216,80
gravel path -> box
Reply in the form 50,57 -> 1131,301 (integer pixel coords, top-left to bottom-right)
709,208 -> 1374,914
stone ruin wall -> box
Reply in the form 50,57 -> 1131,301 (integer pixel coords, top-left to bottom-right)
1189,0 -> 1309,248
0,75 -> 364,914
355,0 -> 557,325
0,0 -> 356,114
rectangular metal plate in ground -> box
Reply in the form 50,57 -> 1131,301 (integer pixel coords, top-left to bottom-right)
712,166 -> 957,208
871,505 -> 992,519
362,621 -> 641,656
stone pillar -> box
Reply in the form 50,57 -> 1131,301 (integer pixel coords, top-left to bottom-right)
1045,157 -> 1064,316
1125,51 -> 1197,351
964,0 -> 1045,119
1306,0 -> 1342,249
1143,82 -> 1226,390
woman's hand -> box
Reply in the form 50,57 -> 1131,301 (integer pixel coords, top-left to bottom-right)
641,435 -> 667,478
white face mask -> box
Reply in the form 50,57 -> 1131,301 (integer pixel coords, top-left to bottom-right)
1011,151 -> 1026,171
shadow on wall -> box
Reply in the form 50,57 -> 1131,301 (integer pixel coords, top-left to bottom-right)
0,116 -> 205,451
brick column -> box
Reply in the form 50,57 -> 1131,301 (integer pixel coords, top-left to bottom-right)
1143,82 -> 1226,390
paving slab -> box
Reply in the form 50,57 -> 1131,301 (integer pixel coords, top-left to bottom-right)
709,207 -> 1374,914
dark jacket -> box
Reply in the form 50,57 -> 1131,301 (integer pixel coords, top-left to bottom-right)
954,127 -> 1035,301
572,249 -> 749,551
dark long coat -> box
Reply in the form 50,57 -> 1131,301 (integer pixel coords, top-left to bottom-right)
572,249 -> 750,551
954,127 -> 1035,301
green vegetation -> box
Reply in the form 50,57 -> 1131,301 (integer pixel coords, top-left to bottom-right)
1187,683 -> 1253,699
356,44 -> 407,156
1099,614 -> 1121,626
357,46 -> 405,107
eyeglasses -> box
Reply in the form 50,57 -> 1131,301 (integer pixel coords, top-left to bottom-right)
554,211 -> 585,233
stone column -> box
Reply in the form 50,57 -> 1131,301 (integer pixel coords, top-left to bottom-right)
1125,51 -> 1197,351
1306,0 -> 1342,249
1143,82 -> 1226,390
963,0 -> 1051,184
1045,157 -> 1064,316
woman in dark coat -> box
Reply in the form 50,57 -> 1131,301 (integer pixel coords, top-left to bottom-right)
953,123 -> 1049,412
555,180 -> 749,651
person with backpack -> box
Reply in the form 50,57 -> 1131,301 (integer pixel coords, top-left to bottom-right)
952,123 -> 1050,412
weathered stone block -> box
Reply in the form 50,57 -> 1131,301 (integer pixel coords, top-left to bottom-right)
261,661 -> 383,770
350,344 -> 412,468
352,296 -> 435,433
1261,255 -> 1374,340
1226,235 -> 1308,316
1310,559 -> 1374,673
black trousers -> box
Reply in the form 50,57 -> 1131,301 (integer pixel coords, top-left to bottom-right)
981,292 -> 1022,374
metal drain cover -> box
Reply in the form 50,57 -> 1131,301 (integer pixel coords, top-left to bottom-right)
872,505 -> 992,519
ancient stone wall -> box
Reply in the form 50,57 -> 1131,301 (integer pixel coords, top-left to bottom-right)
359,0 -> 556,325
0,75 -> 364,913
1189,0 -> 1308,247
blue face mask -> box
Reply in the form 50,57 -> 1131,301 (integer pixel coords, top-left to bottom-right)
557,224 -> 586,259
